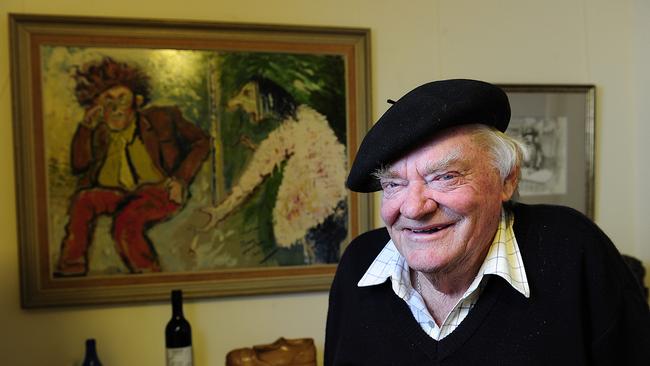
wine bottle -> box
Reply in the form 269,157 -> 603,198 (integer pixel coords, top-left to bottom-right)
165,289 -> 193,366
82,338 -> 103,366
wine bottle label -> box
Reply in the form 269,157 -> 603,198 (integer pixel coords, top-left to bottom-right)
166,346 -> 193,366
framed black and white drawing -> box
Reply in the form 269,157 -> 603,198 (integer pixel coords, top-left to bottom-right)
499,85 -> 595,218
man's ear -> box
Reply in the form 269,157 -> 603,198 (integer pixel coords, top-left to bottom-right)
501,166 -> 519,202
134,94 -> 144,109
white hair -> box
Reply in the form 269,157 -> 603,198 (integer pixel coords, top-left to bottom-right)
465,123 -> 528,183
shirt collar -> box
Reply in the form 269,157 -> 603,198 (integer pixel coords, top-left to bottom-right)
357,208 -> 530,298
357,239 -> 413,298
477,209 -> 530,297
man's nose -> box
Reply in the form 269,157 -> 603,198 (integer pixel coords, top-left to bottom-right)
400,182 -> 437,219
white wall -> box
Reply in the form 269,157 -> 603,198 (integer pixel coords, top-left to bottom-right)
633,0 -> 650,283
0,1 -> 647,365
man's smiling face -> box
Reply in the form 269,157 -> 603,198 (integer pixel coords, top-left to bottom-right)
378,125 -> 516,277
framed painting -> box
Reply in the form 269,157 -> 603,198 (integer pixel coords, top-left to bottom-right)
10,14 -> 372,307
499,84 -> 596,218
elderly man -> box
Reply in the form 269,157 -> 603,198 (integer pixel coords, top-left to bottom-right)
325,79 -> 650,365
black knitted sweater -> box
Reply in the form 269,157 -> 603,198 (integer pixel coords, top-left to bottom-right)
325,203 -> 650,365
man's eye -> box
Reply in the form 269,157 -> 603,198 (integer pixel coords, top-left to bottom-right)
380,181 -> 400,190
431,172 -> 459,182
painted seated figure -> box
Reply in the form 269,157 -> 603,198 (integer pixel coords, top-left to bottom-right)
56,57 -> 210,276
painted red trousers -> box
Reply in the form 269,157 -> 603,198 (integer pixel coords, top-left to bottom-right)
57,184 -> 180,275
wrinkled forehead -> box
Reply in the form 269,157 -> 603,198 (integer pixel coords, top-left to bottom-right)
378,150 -> 464,181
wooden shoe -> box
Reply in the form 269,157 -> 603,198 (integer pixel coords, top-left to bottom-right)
226,337 -> 316,366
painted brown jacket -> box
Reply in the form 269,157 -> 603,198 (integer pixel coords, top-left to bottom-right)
70,106 -> 210,188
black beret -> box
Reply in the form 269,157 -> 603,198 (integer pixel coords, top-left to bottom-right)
346,79 -> 510,192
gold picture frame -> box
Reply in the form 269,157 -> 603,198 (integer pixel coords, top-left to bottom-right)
10,14 -> 372,307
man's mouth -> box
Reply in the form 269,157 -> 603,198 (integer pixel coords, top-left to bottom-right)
410,224 -> 452,234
